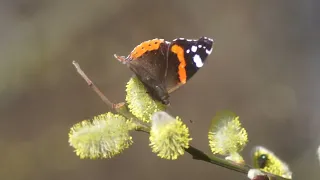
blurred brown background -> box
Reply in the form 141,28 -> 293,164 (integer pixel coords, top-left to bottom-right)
0,0 -> 319,179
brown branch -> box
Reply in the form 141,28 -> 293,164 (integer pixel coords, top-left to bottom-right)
72,61 -> 115,110
72,61 -> 290,180
185,146 -> 250,174
72,61 -> 150,131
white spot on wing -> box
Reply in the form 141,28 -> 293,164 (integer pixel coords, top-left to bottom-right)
198,45 -> 202,48
206,47 -> 213,55
203,36 -> 214,42
186,49 -> 190,53
191,46 -> 197,52
193,54 -> 203,67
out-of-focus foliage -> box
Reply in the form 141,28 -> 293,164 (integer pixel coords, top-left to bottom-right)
208,111 -> 248,161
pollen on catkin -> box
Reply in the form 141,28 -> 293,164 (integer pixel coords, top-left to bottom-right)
208,111 -> 248,157
149,111 -> 191,160
125,77 -> 166,122
225,152 -> 245,164
252,146 -> 292,179
68,112 -> 135,159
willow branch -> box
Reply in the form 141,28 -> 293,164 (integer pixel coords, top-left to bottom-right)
72,61 -> 116,110
72,61 -> 149,130
72,61 -> 289,180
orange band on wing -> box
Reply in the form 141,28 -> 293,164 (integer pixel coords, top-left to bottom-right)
129,39 -> 164,59
171,45 -> 187,84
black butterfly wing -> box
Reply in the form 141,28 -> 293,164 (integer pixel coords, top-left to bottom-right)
165,37 -> 214,93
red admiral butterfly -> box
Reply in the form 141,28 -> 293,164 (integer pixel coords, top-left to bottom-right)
114,37 -> 214,105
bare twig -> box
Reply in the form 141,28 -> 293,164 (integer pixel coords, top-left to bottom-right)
185,146 -> 250,174
72,61 -> 115,110
72,61 -> 150,131
72,61 -> 290,180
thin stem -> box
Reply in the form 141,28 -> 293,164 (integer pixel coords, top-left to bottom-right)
72,61 -> 290,180
72,61 -> 115,110
186,146 -> 249,174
